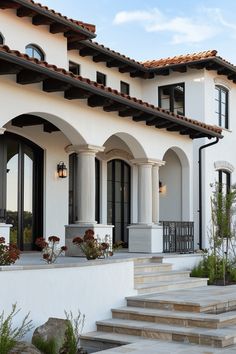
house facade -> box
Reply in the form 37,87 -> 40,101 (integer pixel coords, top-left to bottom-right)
0,0 -> 229,254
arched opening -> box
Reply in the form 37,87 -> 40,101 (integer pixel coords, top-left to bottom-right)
107,159 -> 131,245
159,147 -> 190,221
0,132 -> 43,250
25,44 -> 45,61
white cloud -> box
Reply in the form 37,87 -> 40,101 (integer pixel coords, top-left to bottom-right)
113,8 -> 220,45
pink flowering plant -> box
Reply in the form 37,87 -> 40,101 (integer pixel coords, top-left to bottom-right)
73,229 -> 109,260
35,236 -> 67,264
0,237 -> 20,265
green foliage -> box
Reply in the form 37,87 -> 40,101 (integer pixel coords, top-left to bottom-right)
33,336 -> 57,354
60,310 -> 85,354
0,304 -> 33,354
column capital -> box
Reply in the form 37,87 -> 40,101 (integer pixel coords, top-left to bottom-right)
131,158 -> 165,166
0,128 -> 6,135
65,144 -> 105,154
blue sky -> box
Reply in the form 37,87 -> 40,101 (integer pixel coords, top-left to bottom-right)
41,0 -> 236,63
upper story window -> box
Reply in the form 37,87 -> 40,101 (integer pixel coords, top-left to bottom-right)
96,71 -> 106,86
25,44 -> 45,61
0,33 -> 4,45
218,170 -> 231,195
215,85 -> 228,129
69,61 -> 80,76
120,81 -> 130,95
159,83 -> 185,116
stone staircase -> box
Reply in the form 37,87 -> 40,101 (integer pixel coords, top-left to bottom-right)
81,257 -> 236,353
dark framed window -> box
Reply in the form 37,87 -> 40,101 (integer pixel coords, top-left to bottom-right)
96,71 -> 106,86
159,83 -> 185,115
218,170 -> 231,195
26,44 -> 45,61
69,61 -> 80,76
218,170 -> 231,238
120,81 -> 130,95
215,85 -> 229,129
0,33 -> 4,45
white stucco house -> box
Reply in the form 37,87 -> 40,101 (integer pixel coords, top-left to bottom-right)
1,0 -> 233,256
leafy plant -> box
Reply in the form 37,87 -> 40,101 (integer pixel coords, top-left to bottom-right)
73,229 -> 109,260
60,309 -> 85,354
33,336 -> 57,354
0,237 -> 20,265
0,303 -> 33,354
35,236 -> 67,264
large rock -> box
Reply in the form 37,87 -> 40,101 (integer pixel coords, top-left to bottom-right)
32,317 -> 68,354
9,341 -> 41,354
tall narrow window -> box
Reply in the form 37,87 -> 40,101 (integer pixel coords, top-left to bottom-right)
218,170 -> 231,238
215,85 -> 229,129
120,81 -> 130,95
96,71 -> 106,86
0,33 -> 4,45
26,44 -> 45,61
69,61 -> 80,76
159,83 -> 185,115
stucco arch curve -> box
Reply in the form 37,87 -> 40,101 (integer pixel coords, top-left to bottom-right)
102,132 -> 147,159
3,111 -> 87,146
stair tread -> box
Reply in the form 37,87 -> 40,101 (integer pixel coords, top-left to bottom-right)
96,318 -> 236,338
134,263 -> 172,268
82,331 -> 146,344
134,270 -> 189,277
135,277 -> 207,289
112,306 -> 236,323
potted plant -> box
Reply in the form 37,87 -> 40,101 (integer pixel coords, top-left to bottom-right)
73,229 -> 109,260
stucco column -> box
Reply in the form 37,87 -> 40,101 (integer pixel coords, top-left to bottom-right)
73,145 -> 104,224
136,161 -> 154,224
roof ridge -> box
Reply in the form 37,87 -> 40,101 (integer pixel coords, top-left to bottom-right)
0,44 -> 222,136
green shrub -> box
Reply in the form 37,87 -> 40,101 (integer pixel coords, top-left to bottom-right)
0,304 -> 33,354
33,336 -> 57,354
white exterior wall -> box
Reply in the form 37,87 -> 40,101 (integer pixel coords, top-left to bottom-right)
69,51 -> 143,98
0,9 -> 68,68
0,261 -> 136,339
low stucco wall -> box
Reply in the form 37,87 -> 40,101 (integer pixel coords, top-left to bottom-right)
0,259 -> 137,340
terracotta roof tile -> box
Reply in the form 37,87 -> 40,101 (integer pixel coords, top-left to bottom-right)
13,0 -> 96,33
142,50 -> 218,68
0,45 -> 222,137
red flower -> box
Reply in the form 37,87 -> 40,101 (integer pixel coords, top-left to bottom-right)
35,237 -> 48,249
101,242 -> 109,250
43,253 -> 50,259
0,237 -> 5,244
48,236 -> 60,243
73,236 -> 83,244
61,246 -> 67,251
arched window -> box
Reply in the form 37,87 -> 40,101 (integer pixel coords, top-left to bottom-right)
25,44 -> 45,61
215,85 -> 229,129
0,33 -> 4,45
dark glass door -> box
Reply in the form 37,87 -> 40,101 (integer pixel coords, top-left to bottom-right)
107,159 -> 131,245
0,133 -> 43,250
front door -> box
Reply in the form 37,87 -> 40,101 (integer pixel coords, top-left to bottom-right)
107,159 -> 131,245
0,133 -> 43,250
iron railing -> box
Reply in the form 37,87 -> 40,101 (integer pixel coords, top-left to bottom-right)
163,221 -> 194,253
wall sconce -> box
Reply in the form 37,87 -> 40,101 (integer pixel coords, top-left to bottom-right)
159,180 -> 166,194
159,181 -> 163,193
57,161 -> 67,178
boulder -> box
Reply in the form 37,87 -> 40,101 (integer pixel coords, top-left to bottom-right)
32,317 -> 68,353
9,341 -> 41,354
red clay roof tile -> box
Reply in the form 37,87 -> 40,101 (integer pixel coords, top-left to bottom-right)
0,44 -> 222,137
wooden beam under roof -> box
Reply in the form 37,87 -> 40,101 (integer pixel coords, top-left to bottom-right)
118,108 -> 141,117
93,53 -> 113,63
0,61 -> 22,75
32,14 -> 54,26
87,95 -> 111,107
50,23 -> 70,34
0,0 -> 20,9
17,6 -> 36,17
64,87 -> 91,100
43,79 -> 71,92
17,70 -> 47,85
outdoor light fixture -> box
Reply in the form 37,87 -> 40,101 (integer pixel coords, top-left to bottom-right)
57,161 -> 67,178
159,181 -> 163,193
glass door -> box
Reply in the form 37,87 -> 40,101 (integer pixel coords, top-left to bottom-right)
107,159 -> 131,245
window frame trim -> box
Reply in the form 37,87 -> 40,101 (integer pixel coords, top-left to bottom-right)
215,85 -> 229,129
158,82 -> 185,116
25,44 -> 45,61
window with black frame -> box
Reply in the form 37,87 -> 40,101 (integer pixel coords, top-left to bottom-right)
25,44 -> 45,61
159,83 -> 185,115
218,170 -> 231,238
215,85 -> 229,129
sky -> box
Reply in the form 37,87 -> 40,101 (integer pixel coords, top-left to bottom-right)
39,0 -> 236,64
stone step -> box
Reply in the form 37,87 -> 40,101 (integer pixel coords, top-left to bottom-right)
135,277 -> 208,294
133,257 -> 163,265
134,263 -> 172,274
96,318 -> 236,348
127,286 -> 236,314
134,270 -> 190,284
81,331 -> 145,352
112,307 -> 236,329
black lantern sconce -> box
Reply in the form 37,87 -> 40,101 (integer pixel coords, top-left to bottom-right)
57,161 -> 67,178
159,181 -> 163,193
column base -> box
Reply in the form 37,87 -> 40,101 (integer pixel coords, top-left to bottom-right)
65,223 -> 114,256
128,224 -> 163,253
0,223 -> 12,244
